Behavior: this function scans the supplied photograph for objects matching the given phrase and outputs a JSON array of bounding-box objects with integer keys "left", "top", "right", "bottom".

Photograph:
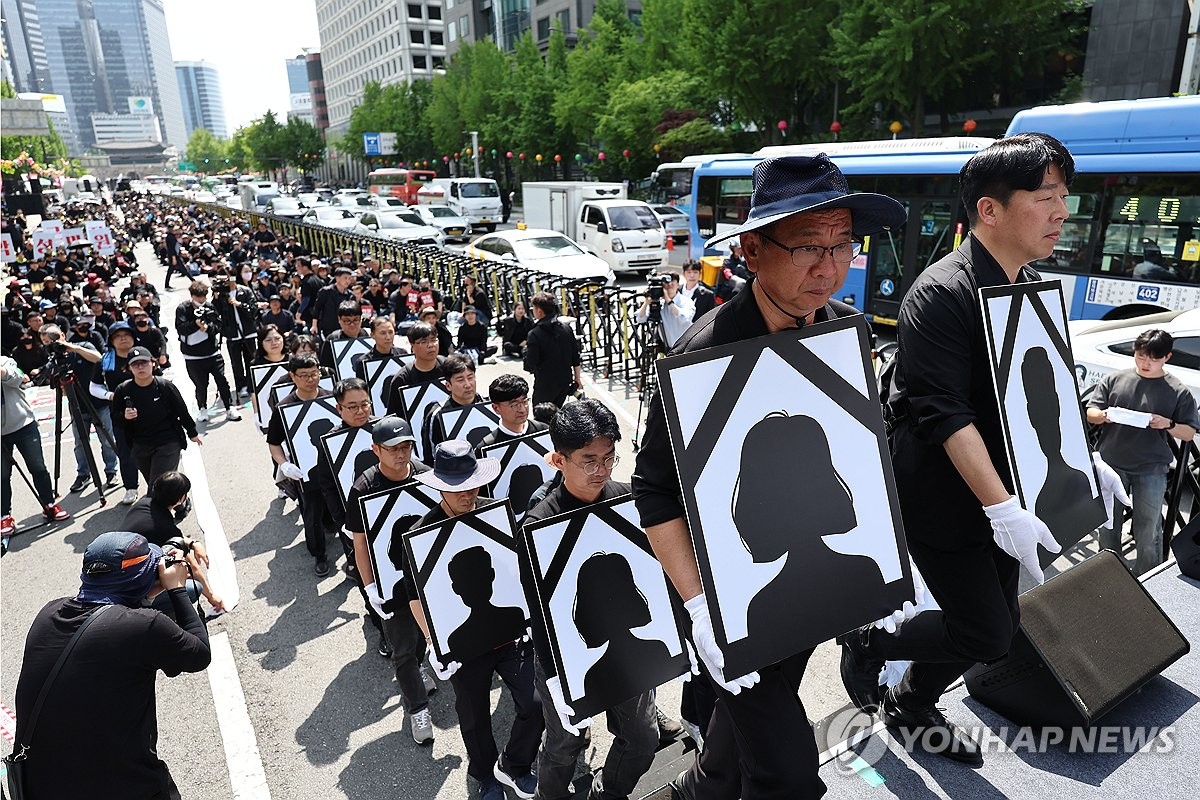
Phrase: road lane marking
[{"left": 207, "top": 632, "right": 272, "bottom": 800}]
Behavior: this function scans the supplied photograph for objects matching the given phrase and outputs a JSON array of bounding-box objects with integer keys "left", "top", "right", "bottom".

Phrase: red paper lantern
[
  {"left": 622, "top": 149, "right": 631, "bottom": 158},
  {"left": 963, "top": 118, "right": 978, "bottom": 133},
  {"left": 443, "top": 156, "right": 449, "bottom": 162},
  {"left": 598, "top": 151, "right": 606, "bottom": 161},
  {"left": 519, "top": 152, "right": 526, "bottom": 160},
  {"left": 830, "top": 121, "right": 842, "bottom": 133},
  {"left": 478, "top": 146, "right": 484, "bottom": 154},
  {"left": 554, "top": 154, "right": 562, "bottom": 162},
  {"left": 777, "top": 119, "right": 788, "bottom": 131},
  {"left": 506, "top": 151, "right": 513, "bottom": 158}
]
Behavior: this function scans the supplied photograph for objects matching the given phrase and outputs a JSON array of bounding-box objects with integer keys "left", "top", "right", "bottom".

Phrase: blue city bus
[{"left": 688, "top": 96, "right": 1200, "bottom": 323}]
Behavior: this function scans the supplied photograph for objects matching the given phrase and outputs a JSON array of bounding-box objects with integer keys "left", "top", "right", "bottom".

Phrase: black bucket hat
[{"left": 705, "top": 154, "right": 907, "bottom": 248}]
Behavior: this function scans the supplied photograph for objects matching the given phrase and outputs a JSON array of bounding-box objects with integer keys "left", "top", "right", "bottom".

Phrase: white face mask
[{"left": 241, "top": 270, "right": 252, "bottom": 280}]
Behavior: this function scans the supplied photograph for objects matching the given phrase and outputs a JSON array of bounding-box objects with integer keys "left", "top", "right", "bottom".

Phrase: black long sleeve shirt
[{"left": 632, "top": 278, "right": 858, "bottom": 529}]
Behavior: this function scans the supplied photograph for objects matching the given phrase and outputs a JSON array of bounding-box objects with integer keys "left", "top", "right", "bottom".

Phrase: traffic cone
[{"left": 666, "top": 235, "right": 674, "bottom": 252}]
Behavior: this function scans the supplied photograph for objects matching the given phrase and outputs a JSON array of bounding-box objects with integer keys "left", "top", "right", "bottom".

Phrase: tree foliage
[{"left": 184, "top": 128, "right": 226, "bottom": 169}]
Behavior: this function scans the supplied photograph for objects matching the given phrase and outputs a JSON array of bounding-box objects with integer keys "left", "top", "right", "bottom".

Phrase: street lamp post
[{"left": 467, "top": 130, "right": 480, "bottom": 178}]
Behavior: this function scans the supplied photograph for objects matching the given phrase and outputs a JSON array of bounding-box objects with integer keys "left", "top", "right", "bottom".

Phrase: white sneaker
[
  {"left": 119, "top": 489, "right": 138, "bottom": 505},
  {"left": 277, "top": 487, "right": 288, "bottom": 499},
  {"left": 195, "top": 408, "right": 209, "bottom": 424},
  {"left": 225, "top": 407, "right": 242, "bottom": 422},
  {"left": 410, "top": 707, "right": 434, "bottom": 745}
]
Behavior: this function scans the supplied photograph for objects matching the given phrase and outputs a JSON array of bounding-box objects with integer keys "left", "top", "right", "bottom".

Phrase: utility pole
[{"left": 468, "top": 130, "right": 480, "bottom": 178}]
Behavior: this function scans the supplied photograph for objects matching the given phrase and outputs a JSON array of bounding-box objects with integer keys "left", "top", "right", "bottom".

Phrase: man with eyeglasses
[
  {"left": 266, "top": 353, "right": 336, "bottom": 576},
  {"left": 477, "top": 374, "right": 548, "bottom": 454},
  {"left": 314, "top": 378, "right": 378, "bottom": 581},
  {"left": 524, "top": 399, "right": 660, "bottom": 800},
  {"left": 633, "top": 154, "right": 906, "bottom": 799}
]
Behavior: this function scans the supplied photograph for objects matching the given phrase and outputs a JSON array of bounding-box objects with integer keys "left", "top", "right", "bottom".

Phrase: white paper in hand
[{"left": 1106, "top": 406, "right": 1152, "bottom": 428}]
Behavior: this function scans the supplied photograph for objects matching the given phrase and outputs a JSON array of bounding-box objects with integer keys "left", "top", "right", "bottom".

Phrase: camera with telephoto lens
[{"left": 193, "top": 305, "right": 220, "bottom": 325}]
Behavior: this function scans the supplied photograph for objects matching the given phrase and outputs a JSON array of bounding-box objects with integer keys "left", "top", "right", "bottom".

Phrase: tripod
[
  {"left": 51, "top": 372, "right": 118, "bottom": 506},
  {"left": 633, "top": 316, "right": 663, "bottom": 451}
]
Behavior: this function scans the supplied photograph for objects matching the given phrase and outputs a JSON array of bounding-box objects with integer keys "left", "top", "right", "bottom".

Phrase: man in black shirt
[
  {"left": 113, "top": 347, "right": 201, "bottom": 486},
  {"left": 523, "top": 292, "right": 581, "bottom": 407},
  {"left": 13, "top": 531, "right": 210, "bottom": 798},
  {"left": 838, "top": 134, "right": 1125, "bottom": 765},
  {"left": 632, "top": 154, "right": 906, "bottom": 799},
  {"left": 525, "top": 399, "right": 658, "bottom": 800},
  {"left": 498, "top": 301, "right": 534, "bottom": 358},
  {"left": 347, "top": 416, "right": 438, "bottom": 743},
  {"left": 404, "top": 441, "right": 541, "bottom": 800},
  {"left": 426, "top": 353, "right": 484, "bottom": 458},
  {"left": 385, "top": 321, "right": 447, "bottom": 416},
  {"left": 456, "top": 306, "right": 497, "bottom": 364},
  {"left": 266, "top": 354, "right": 336, "bottom": 576},
  {"left": 318, "top": 300, "right": 369, "bottom": 371},
  {"left": 311, "top": 266, "right": 356, "bottom": 336},
  {"left": 477, "top": 374, "right": 548, "bottom": 453},
  {"left": 260, "top": 295, "right": 296, "bottom": 334},
  {"left": 312, "top": 378, "right": 376, "bottom": 576}
]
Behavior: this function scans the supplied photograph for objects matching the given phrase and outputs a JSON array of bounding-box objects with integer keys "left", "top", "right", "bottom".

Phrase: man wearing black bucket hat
[
  {"left": 403, "top": 441, "right": 543, "bottom": 800},
  {"left": 633, "top": 153, "right": 906, "bottom": 799}
]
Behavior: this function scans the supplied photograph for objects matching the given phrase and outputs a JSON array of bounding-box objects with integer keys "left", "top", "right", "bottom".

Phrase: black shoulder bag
[{"left": 4, "top": 604, "right": 110, "bottom": 800}]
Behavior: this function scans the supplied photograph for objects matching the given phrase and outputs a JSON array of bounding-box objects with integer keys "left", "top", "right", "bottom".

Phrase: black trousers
[
  {"left": 678, "top": 649, "right": 825, "bottom": 800},
  {"left": 227, "top": 336, "right": 256, "bottom": 393},
  {"left": 298, "top": 482, "right": 331, "bottom": 560},
  {"left": 184, "top": 354, "right": 232, "bottom": 410},
  {"left": 132, "top": 441, "right": 183, "bottom": 487},
  {"left": 502, "top": 342, "right": 523, "bottom": 358},
  {"left": 870, "top": 532, "right": 1021, "bottom": 706},
  {"left": 449, "top": 639, "right": 543, "bottom": 783}
]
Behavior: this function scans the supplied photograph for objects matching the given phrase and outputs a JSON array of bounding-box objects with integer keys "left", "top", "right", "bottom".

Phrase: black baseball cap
[
  {"left": 127, "top": 346, "right": 154, "bottom": 364},
  {"left": 372, "top": 416, "right": 416, "bottom": 447}
]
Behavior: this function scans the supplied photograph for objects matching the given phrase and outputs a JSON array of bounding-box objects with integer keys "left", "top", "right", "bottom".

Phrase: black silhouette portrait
[
  {"left": 352, "top": 447, "right": 378, "bottom": 479},
  {"left": 507, "top": 464, "right": 545, "bottom": 518},
  {"left": 385, "top": 514, "right": 422, "bottom": 604},
  {"left": 465, "top": 426, "right": 491, "bottom": 448},
  {"left": 1022, "top": 346, "right": 1092, "bottom": 538},
  {"left": 446, "top": 545, "right": 525, "bottom": 660},
  {"left": 732, "top": 412, "right": 886, "bottom": 650},
  {"left": 573, "top": 552, "right": 673, "bottom": 707},
  {"left": 307, "top": 417, "right": 336, "bottom": 450}
]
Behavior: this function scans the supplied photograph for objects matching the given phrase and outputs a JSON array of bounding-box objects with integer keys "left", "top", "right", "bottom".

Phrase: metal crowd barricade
[
  {"left": 166, "top": 197, "right": 661, "bottom": 396},
  {"left": 1164, "top": 438, "right": 1200, "bottom": 558}
]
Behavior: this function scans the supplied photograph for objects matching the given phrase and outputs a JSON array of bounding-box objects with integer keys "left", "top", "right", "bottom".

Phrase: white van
[
  {"left": 576, "top": 199, "right": 669, "bottom": 275},
  {"left": 429, "top": 178, "right": 503, "bottom": 232}
]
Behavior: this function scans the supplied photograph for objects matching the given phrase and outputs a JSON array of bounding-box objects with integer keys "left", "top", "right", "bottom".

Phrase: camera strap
[{"left": 13, "top": 604, "right": 110, "bottom": 756}]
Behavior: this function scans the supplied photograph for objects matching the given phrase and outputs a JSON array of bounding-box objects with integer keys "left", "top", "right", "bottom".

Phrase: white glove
[
  {"left": 278, "top": 461, "right": 304, "bottom": 481},
  {"left": 1092, "top": 452, "right": 1132, "bottom": 529},
  {"left": 427, "top": 648, "right": 460, "bottom": 681},
  {"left": 545, "top": 675, "right": 592, "bottom": 737},
  {"left": 680, "top": 640, "right": 701, "bottom": 682},
  {"left": 872, "top": 560, "right": 928, "bottom": 634},
  {"left": 983, "top": 496, "right": 1061, "bottom": 584},
  {"left": 363, "top": 582, "right": 393, "bottom": 620},
  {"left": 683, "top": 593, "right": 760, "bottom": 695}
]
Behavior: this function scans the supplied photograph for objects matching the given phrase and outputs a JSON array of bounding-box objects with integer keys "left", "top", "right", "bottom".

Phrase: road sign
[{"left": 363, "top": 133, "right": 382, "bottom": 156}]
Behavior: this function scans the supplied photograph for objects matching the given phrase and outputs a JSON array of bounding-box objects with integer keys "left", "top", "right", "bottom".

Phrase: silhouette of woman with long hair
[
  {"left": 1022, "top": 346, "right": 1091, "bottom": 544},
  {"left": 732, "top": 412, "right": 886, "bottom": 656},
  {"left": 573, "top": 552, "right": 673, "bottom": 706}
]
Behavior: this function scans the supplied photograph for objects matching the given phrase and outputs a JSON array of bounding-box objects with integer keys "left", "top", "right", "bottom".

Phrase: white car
[
  {"left": 407, "top": 204, "right": 471, "bottom": 243},
  {"left": 1069, "top": 309, "right": 1200, "bottom": 401},
  {"left": 191, "top": 191, "right": 217, "bottom": 204},
  {"left": 358, "top": 210, "right": 445, "bottom": 248},
  {"left": 295, "top": 192, "right": 326, "bottom": 207},
  {"left": 467, "top": 228, "right": 616, "bottom": 286},
  {"left": 649, "top": 204, "right": 691, "bottom": 243},
  {"left": 301, "top": 206, "right": 369, "bottom": 232},
  {"left": 366, "top": 194, "right": 409, "bottom": 209}
]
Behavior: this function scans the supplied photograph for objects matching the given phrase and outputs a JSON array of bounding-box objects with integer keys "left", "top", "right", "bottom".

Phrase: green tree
[
  {"left": 680, "top": 0, "right": 838, "bottom": 142},
  {"left": 554, "top": 0, "right": 639, "bottom": 145},
  {"left": 280, "top": 116, "right": 325, "bottom": 173},
  {"left": 831, "top": 0, "right": 1075, "bottom": 137},
  {"left": 0, "top": 79, "right": 15, "bottom": 98},
  {"left": 243, "top": 110, "right": 288, "bottom": 175},
  {"left": 657, "top": 117, "right": 734, "bottom": 160},
  {"left": 225, "top": 128, "right": 252, "bottom": 173},
  {"left": 184, "top": 128, "right": 226, "bottom": 171},
  {"left": 595, "top": 71, "right": 712, "bottom": 177}
]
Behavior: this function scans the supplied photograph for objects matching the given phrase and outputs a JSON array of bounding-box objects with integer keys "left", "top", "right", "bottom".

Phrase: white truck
[
  {"left": 426, "top": 177, "right": 503, "bottom": 231},
  {"left": 522, "top": 181, "right": 668, "bottom": 275},
  {"left": 239, "top": 180, "right": 280, "bottom": 214}
]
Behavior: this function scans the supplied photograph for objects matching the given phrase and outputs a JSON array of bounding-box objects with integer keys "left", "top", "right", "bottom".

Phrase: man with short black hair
[
  {"left": 113, "top": 347, "right": 202, "bottom": 487},
  {"left": 525, "top": 399, "right": 659, "bottom": 800},
  {"left": 426, "top": 353, "right": 484, "bottom": 457},
  {"left": 1087, "top": 328, "right": 1198, "bottom": 575},
  {"left": 175, "top": 280, "right": 240, "bottom": 424},
  {"left": 385, "top": 321, "right": 447, "bottom": 415},
  {"left": 524, "top": 292, "right": 582, "bottom": 407},
  {"left": 477, "top": 374, "right": 548, "bottom": 453},
  {"left": 266, "top": 353, "right": 336, "bottom": 576},
  {"left": 312, "top": 266, "right": 356, "bottom": 336},
  {"left": 319, "top": 299, "right": 368, "bottom": 370},
  {"left": 456, "top": 306, "right": 497, "bottom": 364},
  {"left": 681, "top": 260, "right": 716, "bottom": 319}
]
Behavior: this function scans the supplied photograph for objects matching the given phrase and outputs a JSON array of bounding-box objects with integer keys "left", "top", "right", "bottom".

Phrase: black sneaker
[
  {"left": 836, "top": 626, "right": 886, "bottom": 712},
  {"left": 104, "top": 473, "right": 119, "bottom": 488},
  {"left": 314, "top": 557, "right": 330, "bottom": 577},
  {"left": 376, "top": 631, "right": 393, "bottom": 658},
  {"left": 879, "top": 688, "right": 984, "bottom": 766},
  {"left": 69, "top": 475, "right": 89, "bottom": 493}
]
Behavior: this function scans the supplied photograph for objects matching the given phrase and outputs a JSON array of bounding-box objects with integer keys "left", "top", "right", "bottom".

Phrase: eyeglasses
[
  {"left": 567, "top": 454, "right": 620, "bottom": 475},
  {"left": 293, "top": 370, "right": 321, "bottom": 381},
  {"left": 339, "top": 401, "right": 372, "bottom": 412},
  {"left": 499, "top": 397, "right": 529, "bottom": 409},
  {"left": 757, "top": 232, "right": 862, "bottom": 269}
]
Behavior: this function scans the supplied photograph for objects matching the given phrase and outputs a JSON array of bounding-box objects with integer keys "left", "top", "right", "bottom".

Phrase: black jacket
[
  {"left": 213, "top": 284, "right": 261, "bottom": 341},
  {"left": 523, "top": 316, "right": 580, "bottom": 399},
  {"left": 175, "top": 301, "right": 221, "bottom": 359}
]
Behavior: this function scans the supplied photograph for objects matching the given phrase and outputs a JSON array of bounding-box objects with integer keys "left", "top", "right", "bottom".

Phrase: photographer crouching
[{"left": 10, "top": 530, "right": 211, "bottom": 799}]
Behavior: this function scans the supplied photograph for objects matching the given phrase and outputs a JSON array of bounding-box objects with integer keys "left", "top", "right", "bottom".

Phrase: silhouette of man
[
  {"left": 1022, "top": 346, "right": 1092, "bottom": 544},
  {"left": 446, "top": 545, "right": 525, "bottom": 660},
  {"left": 574, "top": 552, "right": 673, "bottom": 706},
  {"left": 507, "top": 464, "right": 545, "bottom": 518},
  {"left": 733, "top": 413, "right": 885, "bottom": 651}
]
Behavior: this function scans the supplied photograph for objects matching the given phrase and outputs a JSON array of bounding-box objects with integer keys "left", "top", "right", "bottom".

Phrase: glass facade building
[{"left": 176, "top": 60, "right": 227, "bottom": 139}]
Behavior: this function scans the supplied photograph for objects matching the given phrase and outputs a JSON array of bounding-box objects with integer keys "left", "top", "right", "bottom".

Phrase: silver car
[
  {"left": 359, "top": 210, "right": 445, "bottom": 248},
  {"left": 407, "top": 204, "right": 472, "bottom": 243},
  {"left": 301, "top": 206, "right": 368, "bottom": 232}
]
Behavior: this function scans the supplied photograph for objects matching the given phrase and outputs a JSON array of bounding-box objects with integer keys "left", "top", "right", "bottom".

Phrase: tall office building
[
  {"left": 306, "top": 51, "right": 328, "bottom": 132},
  {"left": 314, "top": 0, "right": 448, "bottom": 136},
  {"left": 176, "top": 60, "right": 227, "bottom": 139},
  {"left": 286, "top": 54, "right": 314, "bottom": 125},
  {"left": 20, "top": 0, "right": 186, "bottom": 150},
  {"left": 443, "top": 0, "right": 643, "bottom": 58},
  {"left": 1, "top": 0, "right": 52, "bottom": 93}
]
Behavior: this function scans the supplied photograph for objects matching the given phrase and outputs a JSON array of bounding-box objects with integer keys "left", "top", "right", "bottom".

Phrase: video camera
[
  {"left": 644, "top": 273, "right": 673, "bottom": 323},
  {"left": 33, "top": 331, "right": 76, "bottom": 386}
]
